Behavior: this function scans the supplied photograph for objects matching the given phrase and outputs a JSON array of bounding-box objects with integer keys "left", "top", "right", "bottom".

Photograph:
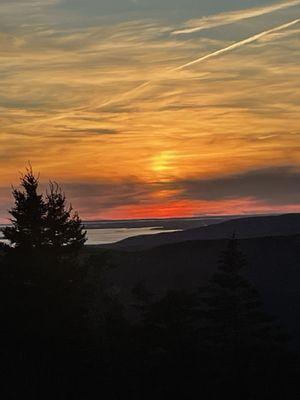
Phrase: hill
[
  {"left": 105, "top": 213, "right": 300, "bottom": 250},
  {"left": 97, "top": 234, "right": 300, "bottom": 348}
]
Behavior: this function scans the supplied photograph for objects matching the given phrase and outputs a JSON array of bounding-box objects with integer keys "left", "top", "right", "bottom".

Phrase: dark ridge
[
  {"left": 103, "top": 213, "right": 300, "bottom": 250},
  {"left": 95, "top": 234, "right": 300, "bottom": 349}
]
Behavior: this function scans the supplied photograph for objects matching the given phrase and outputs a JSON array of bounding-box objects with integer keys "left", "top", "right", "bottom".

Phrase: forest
[{"left": 0, "top": 169, "right": 299, "bottom": 399}]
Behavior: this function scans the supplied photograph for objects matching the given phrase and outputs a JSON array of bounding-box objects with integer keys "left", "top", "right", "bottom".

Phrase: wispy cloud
[
  {"left": 95, "top": 19, "right": 300, "bottom": 109},
  {"left": 0, "top": 0, "right": 59, "bottom": 14},
  {"left": 173, "top": 0, "right": 300, "bottom": 35},
  {"left": 172, "top": 18, "right": 300, "bottom": 71},
  {"left": 1, "top": 1, "right": 300, "bottom": 219}
]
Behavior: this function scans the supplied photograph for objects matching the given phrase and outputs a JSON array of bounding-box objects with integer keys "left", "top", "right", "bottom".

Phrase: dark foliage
[
  {"left": 196, "top": 236, "right": 298, "bottom": 399},
  {"left": 0, "top": 171, "right": 298, "bottom": 399},
  {"left": 45, "top": 182, "right": 86, "bottom": 253},
  {"left": 2, "top": 168, "right": 47, "bottom": 250},
  {"left": 1, "top": 167, "right": 86, "bottom": 255},
  {"left": 200, "top": 236, "right": 285, "bottom": 348}
]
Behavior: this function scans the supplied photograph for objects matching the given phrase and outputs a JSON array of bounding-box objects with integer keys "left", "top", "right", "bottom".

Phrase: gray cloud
[
  {"left": 1, "top": 166, "right": 300, "bottom": 223},
  {"left": 0, "top": 179, "right": 152, "bottom": 221},
  {"left": 173, "top": 0, "right": 300, "bottom": 35},
  {"left": 45, "top": 166, "right": 300, "bottom": 209},
  {"left": 61, "top": 180, "right": 154, "bottom": 208},
  {"left": 179, "top": 166, "right": 300, "bottom": 205}
]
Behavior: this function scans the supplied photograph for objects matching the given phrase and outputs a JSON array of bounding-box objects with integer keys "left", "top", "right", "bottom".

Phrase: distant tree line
[{"left": 0, "top": 169, "right": 298, "bottom": 399}]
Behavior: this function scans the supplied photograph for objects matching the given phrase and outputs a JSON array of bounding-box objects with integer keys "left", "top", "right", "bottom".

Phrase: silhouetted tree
[
  {"left": 45, "top": 182, "right": 86, "bottom": 254},
  {"left": 199, "top": 235, "right": 294, "bottom": 399},
  {"left": 1, "top": 168, "right": 86, "bottom": 254},
  {"left": 2, "top": 167, "right": 47, "bottom": 250},
  {"left": 202, "top": 236, "right": 272, "bottom": 348},
  {"left": 0, "top": 168, "right": 89, "bottom": 399}
]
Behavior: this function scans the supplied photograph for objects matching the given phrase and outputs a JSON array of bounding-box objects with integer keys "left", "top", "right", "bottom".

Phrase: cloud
[
  {"left": 2, "top": 165, "right": 300, "bottom": 222},
  {"left": 173, "top": 0, "right": 300, "bottom": 35},
  {"left": 0, "top": 0, "right": 59, "bottom": 15},
  {"left": 172, "top": 18, "right": 300, "bottom": 71},
  {"left": 93, "top": 18, "right": 300, "bottom": 110},
  {"left": 1, "top": 2, "right": 300, "bottom": 220},
  {"left": 179, "top": 167, "right": 300, "bottom": 205}
]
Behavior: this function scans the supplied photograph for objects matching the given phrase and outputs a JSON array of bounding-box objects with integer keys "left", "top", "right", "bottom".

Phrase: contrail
[
  {"left": 98, "top": 81, "right": 152, "bottom": 109},
  {"left": 28, "top": 17, "right": 300, "bottom": 123},
  {"left": 173, "top": 0, "right": 300, "bottom": 35},
  {"left": 96, "top": 19, "right": 300, "bottom": 109},
  {"left": 171, "top": 18, "right": 300, "bottom": 71}
]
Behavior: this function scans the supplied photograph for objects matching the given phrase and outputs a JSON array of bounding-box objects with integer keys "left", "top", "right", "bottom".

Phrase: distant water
[
  {"left": 0, "top": 227, "right": 179, "bottom": 246},
  {"left": 85, "top": 227, "right": 179, "bottom": 245}
]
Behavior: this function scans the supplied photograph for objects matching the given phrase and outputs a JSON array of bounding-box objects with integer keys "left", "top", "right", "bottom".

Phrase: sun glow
[
  {"left": 152, "top": 151, "right": 177, "bottom": 173},
  {"left": 1, "top": 0, "right": 300, "bottom": 220}
]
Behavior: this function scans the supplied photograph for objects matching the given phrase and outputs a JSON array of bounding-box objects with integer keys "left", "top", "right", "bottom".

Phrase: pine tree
[
  {"left": 201, "top": 235, "right": 280, "bottom": 350},
  {"left": 2, "top": 167, "right": 47, "bottom": 250},
  {"left": 199, "top": 235, "right": 291, "bottom": 399},
  {"left": 45, "top": 182, "right": 87, "bottom": 253},
  {"left": 2, "top": 168, "right": 87, "bottom": 253}
]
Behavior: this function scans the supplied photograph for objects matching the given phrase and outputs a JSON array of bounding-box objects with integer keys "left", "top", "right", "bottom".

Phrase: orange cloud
[
  {"left": 1, "top": 4, "right": 300, "bottom": 221},
  {"left": 94, "top": 199, "right": 300, "bottom": 221}
]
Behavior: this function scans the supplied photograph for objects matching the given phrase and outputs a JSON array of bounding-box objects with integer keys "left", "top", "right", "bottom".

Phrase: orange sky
[{"left": 1, "top": 0, "right": 300, "bottom": 222}]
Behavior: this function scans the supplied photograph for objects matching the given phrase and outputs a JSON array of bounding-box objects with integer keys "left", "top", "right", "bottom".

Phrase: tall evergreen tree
[
  {"left": 2, "top": 168, "right": 87, "bottom": 253},
  {"left": 45, "top": 182, "right": 87, "bottom": 253},
  {"left": 201, "top": 235, "right": 281, "bottom": 350},
  {"left": 199, "top": 235, "right": 292, "bottom": 399},
  {"left": 2, "top": 167, "right": 47, "bottom": 250}
]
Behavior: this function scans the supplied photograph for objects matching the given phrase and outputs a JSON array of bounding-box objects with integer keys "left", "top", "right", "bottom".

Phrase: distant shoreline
[
  {"left": 82, "top": 213, "right": 277, "bottom": 230},
  {"left": 0, "top": 213, "right": 281, "bottom": 233}
]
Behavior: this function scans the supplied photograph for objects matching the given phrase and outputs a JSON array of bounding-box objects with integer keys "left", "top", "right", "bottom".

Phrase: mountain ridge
[{"left": 104, "top": 213, "right": 300, "bottom": 250}]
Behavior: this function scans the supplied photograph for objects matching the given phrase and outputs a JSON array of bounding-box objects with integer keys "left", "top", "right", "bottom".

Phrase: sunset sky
[{"left": 1, "top": 0, "right": 300, "bottom": 222}]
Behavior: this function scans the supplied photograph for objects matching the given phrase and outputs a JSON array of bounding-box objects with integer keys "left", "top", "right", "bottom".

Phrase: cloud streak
[
  {"left": 0, "top": 0, "right": 59, "bottom": 14},
  {"left": 173, "top": 0, "right": 300, "bottom": 35},
  {"left": 96, "top": 18, "right": 300, "bottom": 109},
  {"left": 172, "top": 18, "right": 300, "bottom": 71},
  {"left": 1, "top": 2, "right": 300, "bottom": 220}
]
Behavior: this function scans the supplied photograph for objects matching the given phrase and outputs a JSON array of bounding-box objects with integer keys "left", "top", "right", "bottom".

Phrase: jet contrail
[
  {"left": 98, "top": 81, "right": 152, "bottom": 109},
  {"left": 173, "top": 0, "right": 300, "bottom": 35},
  {"left": 171, "top": 18, "right": 300, "bottom": 72},
  {"left": 25, "top": 17, "right": 300, "bottom": 124},
  {"left": 96, "top": 19, "right": 300, "bottom": 109}
]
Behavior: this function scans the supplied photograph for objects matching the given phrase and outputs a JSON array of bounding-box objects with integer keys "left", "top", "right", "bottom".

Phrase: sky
[{"left": 0, "top": 0, "right": 300, "bottom": 221}]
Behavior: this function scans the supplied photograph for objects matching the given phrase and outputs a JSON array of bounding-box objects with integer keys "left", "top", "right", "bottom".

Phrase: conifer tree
[
  {"left": 2, "top": 168, "right": 87, "bottom": 253},
  {"left": 45, "top": 182, "right": 86, "bottom": 253},
  {"left": 2, "top": 167, "right": 47, "bottom": 250},
  {"left": 199, "top": 235, "right": 291, "bottom": 399},
  {"left": 201, "top": 235, "right": 280, "bottom": 350}
]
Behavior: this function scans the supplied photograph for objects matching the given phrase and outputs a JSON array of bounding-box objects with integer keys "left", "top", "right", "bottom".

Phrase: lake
[
  {"left": 0, "top": 226, "right": 179, "bottom": 246},
  {"left": 85, "top": 227, "right": 179, "bottom": 245}
]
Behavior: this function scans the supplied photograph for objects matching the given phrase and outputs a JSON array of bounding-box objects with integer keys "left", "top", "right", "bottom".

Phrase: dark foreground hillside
[
  {"left": 94, "top": 234, "right": 300, "bottom": 348},
  {"left": 1, "top": 233, "right": 299, "bottom": 399},
  {"left": 1, "top": 170, "right": 299, "bottom": 399}
]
